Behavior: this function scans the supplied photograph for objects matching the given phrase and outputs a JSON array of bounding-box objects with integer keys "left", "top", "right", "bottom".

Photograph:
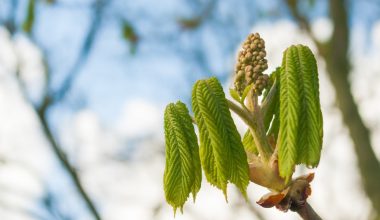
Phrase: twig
[
  {"left": 8, "top": 1, "right": 108, "bottom": 219},
  {"left": 296, "top": 202, "right": 322, "bottom": 220},
  {"left": 37, "top": 113, "right": 101, "bottom": 220},
  {"left": 227, "top": 99, "right": 255, "bottom": 129},
  {"left": 3, "top": 0, "right": 19, "bottom": 34},
  {"left": 38, "top": 0, "right": 107, "bottom": 114},
  {"left": 35, "top": 1, "right": 107, "bottom": 219}
]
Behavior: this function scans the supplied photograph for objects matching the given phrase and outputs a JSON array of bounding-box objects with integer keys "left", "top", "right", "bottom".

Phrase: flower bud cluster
[{"left": 234, "top": 33, "right": 269, "bottom": 95}]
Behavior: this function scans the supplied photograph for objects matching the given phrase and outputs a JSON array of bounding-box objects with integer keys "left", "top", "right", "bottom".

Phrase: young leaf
[
  {"left": 241, "top": 83, "right": 254, "bottom": 103},
  {"left": 22, "top": 0, "right": 35, "bottom": 33},
  {"left": 229, "top": 88, "right": 241, "bottom": 103},
  {"left": 163, "top": 101, "right": 201, "bottom": 214},
  {"left": 278, "top": 47, "right": 302, "bottom": 182},
  {"left": 122, "top": 20, "right": 139, "bottom": 54},
  {"left": 267, "top": 111, "right": 280, "bottom": 140},
  {"left": 277, "top": 45, "right": 323, "bottom": 182},
  {"left": 242, "top": 129, "right": 258, "bottom": 155},
  {"left": 262, "top": 68, "right": 280, "bottom": 132},
  {"left": 293, "top": 45, "right": 323, "bottom": 166},
  {"left": 192, "top": 77, "right": 249, "bottom": 199},
  {"left": 262, "top": 67, "right": 280, "bottom": 100}
]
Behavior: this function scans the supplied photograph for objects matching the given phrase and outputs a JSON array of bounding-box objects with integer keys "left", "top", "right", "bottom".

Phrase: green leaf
[
  {"left": 122, "top": 20, "right": 139, "bottom": 54},
  {"left": 163, "top": 101, "right": 201, "bottom": 214},
  {"left": 242, "top": 129, "right": 258, "bottom": 155},
  {"left": 22, "top": 0, "right": 35, "bottom": 33},
  {"left": 241, "top": 83, "right": 254, "bottom": 103},
  {"left": 278, "top": 46, "right": 302, "bottom": 182},
  {"left": 192, "top": 77, "right": 249, "bottom": 199},
  {"left": 229, "top": 88, "right": 241, "bottom": 103},
  {"left": 268, "top": 111, "right": 280, "bottom": 140},
  {"left": 293, "top": 45, "right": 323, "bottom": 166},
  {"left": 277, "top": 45, "right": 323, "bottom": 182},
  {"left": 262, "top": 67, "right": 279, "bottom": 100},
  {"left": 262, "top": 68, "right": 280, "bottom": 132}
]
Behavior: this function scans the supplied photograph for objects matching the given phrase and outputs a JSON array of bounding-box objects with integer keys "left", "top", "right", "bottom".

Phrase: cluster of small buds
[{"left": 234, "top": 33, "right": 270, "bottom": 95}]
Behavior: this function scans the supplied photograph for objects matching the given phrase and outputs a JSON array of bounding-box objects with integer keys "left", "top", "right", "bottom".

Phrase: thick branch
[{"left": 296, "top": 202, "right": 322, "bottom": 220}]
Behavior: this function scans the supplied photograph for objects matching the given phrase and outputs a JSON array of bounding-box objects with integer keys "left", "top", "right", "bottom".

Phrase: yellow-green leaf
[
  {"left": 294, "top": 45, "right": 323, "bottom": 166},
  {"left": 163, "top": 101, "right": 201, "bottom": 214},
  {"left": 229, "top": 88, "right": 241, "bottom": 103},
  {"left": 192, "top": 77, "right": 249, "bottom": 199},
  {"left": 241, "top": 83, "right": 254, "bottom": 103},
  {"left": 243, "top": 129, "right": 258, "bottom": 155},
  {"left": 277, "top": 45, "right": 323, "bottom": 182},
  {"left": 278, "top": 47, "right": 302, "bottom": 182}
]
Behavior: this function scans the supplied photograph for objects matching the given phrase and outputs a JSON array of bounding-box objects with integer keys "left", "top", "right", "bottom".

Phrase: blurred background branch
[
  {"left": 3, "top": 0, "right": 107, "bottom": 219},
  {"left": 285, "top": 0, "right": 380, "bottom": 218}
]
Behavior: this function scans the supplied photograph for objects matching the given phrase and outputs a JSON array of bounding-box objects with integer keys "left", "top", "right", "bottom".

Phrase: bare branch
[
  {"left": 8, "top": 1, "right": 109, "bottom": 219},
  {"left": 38, "top": 113, "right": 102, "bottom": 220},
  {"left": 38, "top": 0, "right": 108, "bottom": 115},
  {"left": 3, "top": 0, "right": 19, "bottom": 34}
]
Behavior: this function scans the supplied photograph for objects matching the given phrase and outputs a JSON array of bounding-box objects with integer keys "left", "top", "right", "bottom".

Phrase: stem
[
  {"left": 227, "top": 99, "right": 255, "bottom": 128},
  {"left": 261, "top": 79, "right": 278, "bottom": 116},
  {"left": 227, "top": 99, "right": 273, "bottom": 161},
  {"left": 248, "top": 90, "right": 273, "bottom": 161},
  {"left": 296, "top": 202, "right": 322, "bottom": 220}
]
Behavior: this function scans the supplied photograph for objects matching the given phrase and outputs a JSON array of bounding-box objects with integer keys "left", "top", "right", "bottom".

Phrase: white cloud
[
  {"left": 116, "top": 99, "right": 162, "bottom": 138},
  {"left": 0, "top": 27, "right": 17, "bottom": 74},
  {"left": 0, "top": 31, "right": 54, "bottom": 220},
  {"left": 14, "top": 35, "right": 46, "bottom": 103},
  {"left": 312, "top": 17, "right": 334, "bottom": 43},
  {"left": 372, "top": 21, "right": 380, "bottom": 48}
]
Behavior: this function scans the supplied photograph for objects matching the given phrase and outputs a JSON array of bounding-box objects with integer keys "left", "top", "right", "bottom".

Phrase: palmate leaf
[
  {"left": 277, "top": 45, "right": 323, "bottom": 182},
  {"left": 163, "top": 101, "right": 201, "bottom": 214},
  {"left": 192, "top": 77, "right": 249, "bottom": 199}
]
